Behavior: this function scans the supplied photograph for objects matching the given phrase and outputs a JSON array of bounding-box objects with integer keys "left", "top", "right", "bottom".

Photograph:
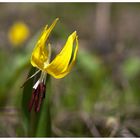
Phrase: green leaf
[
  {"left": 21, "top": 67, "right": 52, "bottom": 137},
  {"left": 122, "top": 57, "right": 140, "bottom": 79},
  {"left": 77, "top": 48, "right": 103, "bottom": 76},
  {"left": 21, "top": 66, "right": 36, "bottom": 136}
]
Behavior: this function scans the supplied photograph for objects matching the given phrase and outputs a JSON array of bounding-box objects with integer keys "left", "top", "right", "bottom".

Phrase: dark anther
[
  {"left": 43, "top": 84, "right": 46, "bottom": 98},
  {"left": 35, "top": 83, "right": 46, "bottom": 112},
  {"left": 34, "top": 85, "right": 40, "bottom": 112},
  {"left": 28, "top": 88, "right": 38, "bottom": 112},
  {"left": 28, "top": 82, "right": 46, "bottom": 112}
]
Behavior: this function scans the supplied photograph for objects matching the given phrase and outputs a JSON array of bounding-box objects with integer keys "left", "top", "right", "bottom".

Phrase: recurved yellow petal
[
  {"left": 31, "top": 18, "right": 59, "bottom": 70},
  {"left": 45, "top": 31, "right": 78, "bottom": 79}
]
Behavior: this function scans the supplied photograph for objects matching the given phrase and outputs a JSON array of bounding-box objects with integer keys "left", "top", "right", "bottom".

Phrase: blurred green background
[{"left": 0, "top": 3, "right": 140, "bottom": 137}]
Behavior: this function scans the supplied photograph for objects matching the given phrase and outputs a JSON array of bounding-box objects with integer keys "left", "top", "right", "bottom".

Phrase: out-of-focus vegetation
[{"left": 0, "top": 3, "right": 140, "bottom": 137}]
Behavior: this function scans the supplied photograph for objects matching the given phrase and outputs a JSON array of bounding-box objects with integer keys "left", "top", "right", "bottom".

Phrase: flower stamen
[{"left": 28, "top": 72, "right": 47, "bottom": 112}]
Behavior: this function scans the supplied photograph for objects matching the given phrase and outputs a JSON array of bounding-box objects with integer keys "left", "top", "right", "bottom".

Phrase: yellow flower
[
  {"left": 8, "top": 21, "right": 30, "bottom": 47},
  {"left": 31, "top": 18, "right": 78, "bottom": 79},
  {"left": 27, "top": 18, "right": 78, "bottom": 112}
]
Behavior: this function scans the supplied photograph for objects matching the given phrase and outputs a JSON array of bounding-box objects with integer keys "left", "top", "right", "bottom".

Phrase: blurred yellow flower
[
  {"left": 27, "top": 18, "right": 78, "bottom": 112},
  {"left": 8, "top": 21, "right": 30, "bottom": 47}
]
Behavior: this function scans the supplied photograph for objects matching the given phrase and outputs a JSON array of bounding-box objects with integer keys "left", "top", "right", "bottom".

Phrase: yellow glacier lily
[{"left": 27, "top": 18, "right": 78, "bottom": 112}]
